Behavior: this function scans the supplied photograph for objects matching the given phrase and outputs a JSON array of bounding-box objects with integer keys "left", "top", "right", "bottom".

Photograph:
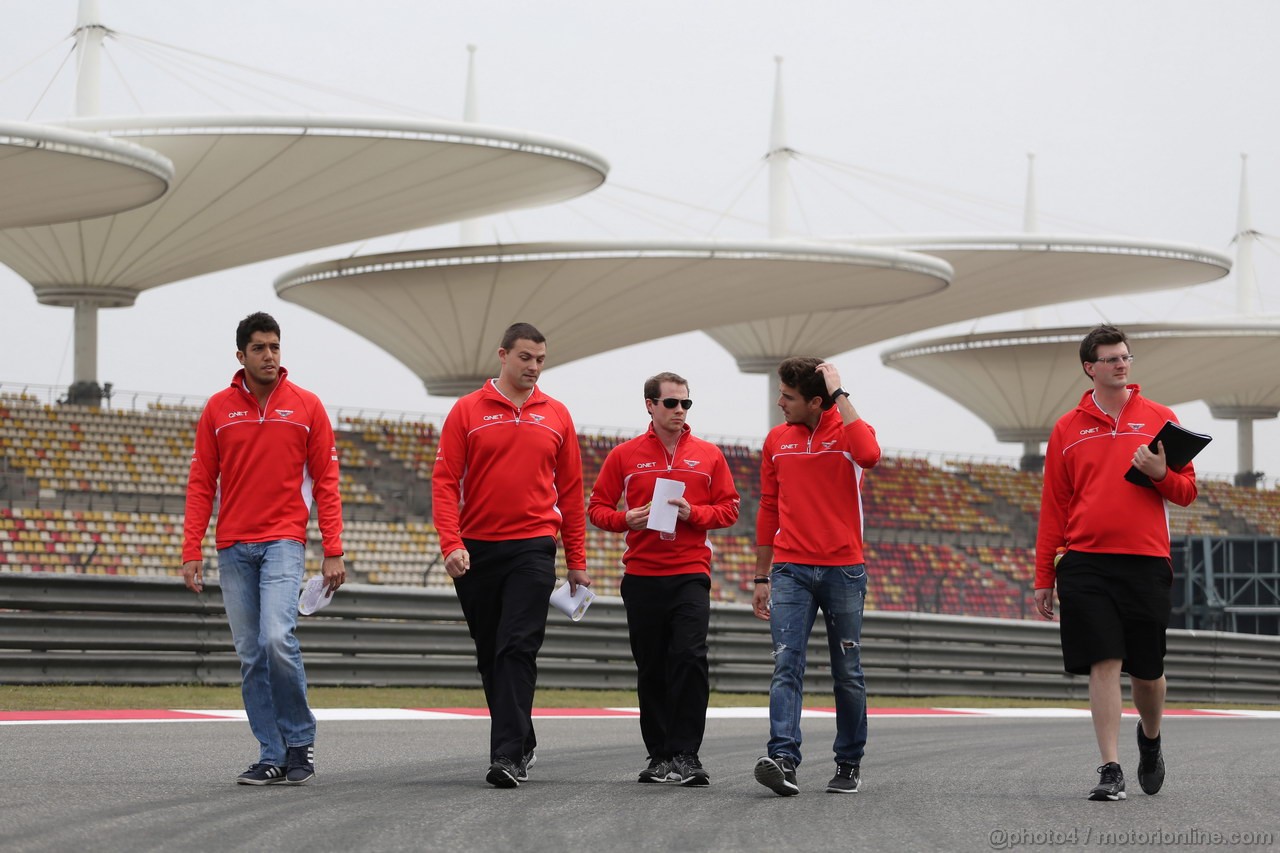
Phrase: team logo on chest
[
  {"left": 275, "top": 409, "right": 294, "bottom": 419},
  {"left": 821, "top": 441, "right": 837, "bottom": 449},
  {"left": 1127, "top": 423, "right": 1145, "bottom": 431},
  {"left": 682, "top": 459, "right": 700, "bottom": 468},
  {"left": 528, "top": 413, "right": 546, "bottom": 423}
]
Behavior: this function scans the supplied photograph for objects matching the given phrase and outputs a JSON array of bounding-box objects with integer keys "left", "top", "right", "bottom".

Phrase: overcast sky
[{"left": 1, "top": 0, "right": 1277, "bottom": 480}]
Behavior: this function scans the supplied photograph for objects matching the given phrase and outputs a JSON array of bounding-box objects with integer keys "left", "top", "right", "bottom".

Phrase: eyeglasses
[
  {"left": 649, "top": 397, "right": 693, "bottom": 410},
  {"left": 1093, "top": 355, "right": 1135, "bottom": 366}
]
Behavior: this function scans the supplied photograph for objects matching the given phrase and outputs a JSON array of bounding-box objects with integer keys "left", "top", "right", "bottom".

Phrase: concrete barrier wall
[{"left": 2, "top": 574, "right": 1277, "bottom": 704}]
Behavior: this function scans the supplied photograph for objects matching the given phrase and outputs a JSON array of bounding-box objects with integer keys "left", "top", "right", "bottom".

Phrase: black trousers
[
  {"left": 453, "top": 536, "right": 557, "bottom": 763},
  {"left": 620, "top": 572, "right": 711, "bottom": 759}
]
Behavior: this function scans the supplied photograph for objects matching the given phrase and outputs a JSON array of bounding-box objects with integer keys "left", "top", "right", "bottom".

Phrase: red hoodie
[
  {"left": 432, "top": 380, "right": 586, "bottom": 570},
  {"left": 588, "top": 424, "right": 740, "bottom": 576},
  {"left": 756, "top": 406, "right": 881, "bottom": 566},
  {"left": 183, "top": 367, "right": 344, "bottom": 562},
  {"left": 1035, "top": 384, "right": 1197, "bottom": 589}
]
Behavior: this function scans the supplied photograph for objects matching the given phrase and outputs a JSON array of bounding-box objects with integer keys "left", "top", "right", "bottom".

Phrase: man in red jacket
[
  {"left": 432, "top": 322, "right": 590, "bottom": 789},
  {"left": 751, "top": 357, "right": 880, "bottom": 797},
  {"left": 1036, "top": 324, "right": 1197, "bottom": 802},
  {"left": 588, "top": 372, "right": 740, "bottom": 787},
  {"left": 182, "top": 312, "right": 345, "bottom": 786}
]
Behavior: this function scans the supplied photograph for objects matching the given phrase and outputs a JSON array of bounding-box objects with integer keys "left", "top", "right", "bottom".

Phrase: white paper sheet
[
  {"left": 549, "top": 580, "right": 597, "bottom": 622},
  {"left": 646, "top": 477, "right": 686, "bottom": 535},
  {"left": 298, "top": 575, "right": 335, "bottom": 615}
]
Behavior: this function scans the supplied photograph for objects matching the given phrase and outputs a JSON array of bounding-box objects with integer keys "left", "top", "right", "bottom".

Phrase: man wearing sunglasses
[
  {"left": 432, "top": 322, "right": 590, "bottom": 789},
  {"left": 1036, "top": 324, "right": 1197, "bottom": 802},
  {"left": 752, "top": 357, "right": 880, "bottom": 797},
  {"left": 588, "top": 372, "right": 740, "bottom": 787}
]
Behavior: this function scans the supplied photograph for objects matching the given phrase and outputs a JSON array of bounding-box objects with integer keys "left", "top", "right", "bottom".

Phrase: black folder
[{"left": 1124, "top": 420, "right": 1212, "bottom": 489}]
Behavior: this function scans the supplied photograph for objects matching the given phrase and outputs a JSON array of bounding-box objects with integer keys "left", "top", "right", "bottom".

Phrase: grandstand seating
[
  {"left": 5, "top": 394, "right": 1280, "bottom": 621},
  {"left": 1201, "top": 480, "right": 1280, "bottom": 534},
  {"left": 863, "top": 458, "right": 1010, "bottom": 535}
]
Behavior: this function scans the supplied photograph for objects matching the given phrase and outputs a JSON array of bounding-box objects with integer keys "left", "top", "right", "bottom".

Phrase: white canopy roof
[
  {"left": 0, "top": 114, "right": 607, "bottom": 308},
  {"left": 275, "top": 239, "right": 953, "bottom": 396},
  {"left": 880, "top": 322, "right": 1280, "bottom": 444},
  {"left": 706, "top": 234, "right": 1233, "bottom": 371},
  {"left": 0, "top": 121, "right": 172, "bottom": 229}
]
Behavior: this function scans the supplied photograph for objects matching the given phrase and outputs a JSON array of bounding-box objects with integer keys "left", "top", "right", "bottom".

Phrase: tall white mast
[
  {"left": 458, "top": 45, "right": 484, "bottom": 246},
  {"left": 1234, "top": 153, "right": 1259, "bottom": 315},
  {"left": 74, "top": 0, "right": 105, "bottom": 118},
  {"left": 766, "top": 56, "right": 792, "bottom": 240},
  {"left": 71, "top": 0, "right": 109, "bottom": 395},
  {"left": 1020, "top": 152, "right": 1040, "bottom": 329}
]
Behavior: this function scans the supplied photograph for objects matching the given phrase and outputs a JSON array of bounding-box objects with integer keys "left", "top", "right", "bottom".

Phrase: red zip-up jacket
[
  {"left": 756, "top": 406, "right": 881, "bottom": 566},
  {"left": 182, "top": 367, "right": 344, "bottom": 563},
  {"left": 588, "top": 424, "right": 740, "bottom": 576},
  {"left": 432, "top": 380, "right": 587, "bottom": 570},
  {"left": 1035, "top": 384, "right": 1197, "bottom": 589}
]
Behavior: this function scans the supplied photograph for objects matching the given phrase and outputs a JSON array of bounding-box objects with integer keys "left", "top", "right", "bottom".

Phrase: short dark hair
[
  {"left": 777, "top": 356, "right": 833, "bottom": 410},
  {"left": 1079, "top": 324, "right": 1128, "bottom": 374},
  {"left": 236, "top": 312, "right": 280, "bottom": 352},
  {"left": 644, "top": 371, "right": 688, "bottom": 400},
  {"left": 500, "top": 322, "right": 546, "bottom": 351}
]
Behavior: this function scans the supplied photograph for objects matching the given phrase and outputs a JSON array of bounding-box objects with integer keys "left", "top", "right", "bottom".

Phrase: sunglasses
[{"left": 649, "top": 397, "right": 693, "bottom": 410}]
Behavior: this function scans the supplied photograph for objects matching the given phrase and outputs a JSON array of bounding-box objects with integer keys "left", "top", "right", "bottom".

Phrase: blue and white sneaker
[
  {"left": 237, "top": 763, "right": 285, "bottom": 785},
  {"left": 285, "top": 744, "right": 315, "bottom": 785}
]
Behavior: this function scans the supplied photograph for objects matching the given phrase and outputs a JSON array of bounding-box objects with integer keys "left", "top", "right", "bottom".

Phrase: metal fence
[{"left": 1, "top": 573, "right": 1277, "bottom": 704}]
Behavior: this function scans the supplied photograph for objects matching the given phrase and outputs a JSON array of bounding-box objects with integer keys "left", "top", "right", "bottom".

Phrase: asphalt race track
[{"left": 1, "top": 711, "right": 1276, "bottom": 853}]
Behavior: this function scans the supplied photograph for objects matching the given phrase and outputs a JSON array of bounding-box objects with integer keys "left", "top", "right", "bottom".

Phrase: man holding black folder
[{"left": 1035, "top": 324, "right": 1200, "bottom": 803}]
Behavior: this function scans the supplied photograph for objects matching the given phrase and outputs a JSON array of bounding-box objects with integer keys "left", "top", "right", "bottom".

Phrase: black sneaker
[
  {"left": 1088, "top": 762, "right": 1126, "bottom": 801},
  {"left": 285, "top": 744, "right": 315, "bottom": 785},
  {"left": 672, "top": 752, "right": 710, "bottom": 787},
  {"left": 637, "top": 756, "right": 676, "bottom": 783},
  {"left": 236, "top": 763, "right": 285, "bottom": 785},
  {"left": 486, "top": 756, "right": 520, "bottom": 789},
  {"left": 826, "top": 761, "right": 860, "bottom": 793},
  {"left": 754, "top": 755, "right": 799, "bottom": 797},
  {"left": 1136, "top": 722, "right": 1165, "bottom": 795},
  {"left": 516, "top": 750, "right": 536, "bottom": 784}
]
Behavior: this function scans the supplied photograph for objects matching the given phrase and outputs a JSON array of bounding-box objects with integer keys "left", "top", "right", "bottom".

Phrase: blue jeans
[
  {"left": 217, "top": 540, "right": 315, "bottom": 764},
  {"left": 766, "top": 562, "right": 868, "bottom": 767}
]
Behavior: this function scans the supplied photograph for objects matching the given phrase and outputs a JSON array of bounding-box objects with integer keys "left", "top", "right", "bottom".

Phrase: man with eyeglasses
[
  {"left": 588, "top": 371, "right": 740, "bottom": 787},
  {"left": 1035, "top": 324, "right": 1198, "bottom": 802},
  {"left": 432, "top": 321, "right": 590, "bottom": 789},
  {"left": 751, "top": 357, "right": 880, "bottom": 797}
]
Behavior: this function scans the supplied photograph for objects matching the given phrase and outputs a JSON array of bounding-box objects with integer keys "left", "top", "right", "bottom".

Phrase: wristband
[
  {"left": 753, "top": 577, "right": 771, "bottom": 585},
  {"left": 831, "top": 388, "right": 850, "bottom": 401}
]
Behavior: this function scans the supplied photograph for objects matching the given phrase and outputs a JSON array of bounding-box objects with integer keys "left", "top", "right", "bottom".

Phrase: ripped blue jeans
[{"left": 765, "top": 562, "right": 868, "bottom": 767}]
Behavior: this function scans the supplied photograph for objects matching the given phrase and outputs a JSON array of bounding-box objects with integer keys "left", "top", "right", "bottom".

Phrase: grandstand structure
[
  {"left": 1, "top": 9, "right": 1276, "bottom": 636},
  {"left": 3, "top": 389, "right": 1278, "bottom": 629}
]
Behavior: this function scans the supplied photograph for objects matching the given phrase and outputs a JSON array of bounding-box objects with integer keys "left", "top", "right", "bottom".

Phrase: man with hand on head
[
  {"left": 432, "top": 322, "right": 590, "bottom": 789},
  {"left": 589, "top": 372, "right": 740, "bottom": 787},
  {"left": 752, "top": 357, "right": 880, "bottom": 797},
  {"left": 182, "top": 311, "right": 345, "bottom": 787}
]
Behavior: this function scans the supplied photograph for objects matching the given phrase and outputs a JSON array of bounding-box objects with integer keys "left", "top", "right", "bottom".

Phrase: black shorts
[{"left": 1055, "top": 551, "right": 1172, "bottom": 680}]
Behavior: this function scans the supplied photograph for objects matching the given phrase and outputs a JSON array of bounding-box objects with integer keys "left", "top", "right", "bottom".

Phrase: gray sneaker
[
  {"left": 754, "top": 755, "right": 799, "bottom": 796},
  {"left": 1088, "top": 762, "right": 1126, "bottom": 801},
  {"left": 826, "top": 761, "right": 860, "bottom": 793},
  {"left": 486, "top": 756, "right": 520, "bottom": 789},
  {"left": 516, "top": 750, "right": 536, "bottom": 783},
  {"left": 1136, "top": 723, "right": 1165, "bottom": 795},
  {"left": 637, "top": 757, "right": 677, "bottom": 783},
  {"left": 672, "top": 752, "right": 710, "bottom": 787}
]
